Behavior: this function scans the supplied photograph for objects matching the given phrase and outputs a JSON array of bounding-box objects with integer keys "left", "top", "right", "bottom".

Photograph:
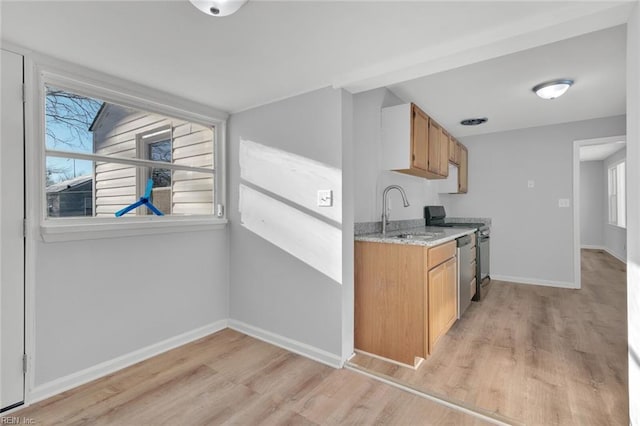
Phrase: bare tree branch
[{"left": 45, "top": 89, "right": 102, "bottom": 149}]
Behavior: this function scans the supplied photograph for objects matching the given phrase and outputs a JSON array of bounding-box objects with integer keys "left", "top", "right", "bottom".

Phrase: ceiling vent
[{"left": 460, "top": 117, "right": 488, "bottom": 126}]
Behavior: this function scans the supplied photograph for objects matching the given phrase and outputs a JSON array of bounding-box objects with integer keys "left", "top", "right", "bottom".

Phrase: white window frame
[
  {"left": 27, "top": 56, "right": 228, "bottom": 242},
  {"left": 608, "top": 159, "right": 626, "bottom": 229},
  {"left": 136, "top": 126, "right": 173, "bottom": 215}
]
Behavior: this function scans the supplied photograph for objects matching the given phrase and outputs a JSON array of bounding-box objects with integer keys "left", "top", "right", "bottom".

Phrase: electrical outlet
[
  {"left": 528, "top": 180, "right": 535, "bottom": 188},
  {"left": 317, "top": 190, "right": 333, "bottom": 207},
  {"left": 558, "top": 198, "right": 570, "bottom": 208}
]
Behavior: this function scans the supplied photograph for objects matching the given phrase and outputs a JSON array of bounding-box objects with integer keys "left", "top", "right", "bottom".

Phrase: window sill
[
  {"left": 39, "top": 216, "right": 228, "bottom": 243},
  {"left": 607, "top": 223, "right": 627, "bottom": 230}
]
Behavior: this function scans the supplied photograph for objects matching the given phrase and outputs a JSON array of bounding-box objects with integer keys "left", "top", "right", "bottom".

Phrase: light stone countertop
[{"left": 354, "top": 225, "right": 475, "bottom": 247}]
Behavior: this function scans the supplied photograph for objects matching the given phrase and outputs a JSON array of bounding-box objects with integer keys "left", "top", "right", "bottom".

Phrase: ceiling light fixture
[
  {"left": 189, "top": 0, "right": 248, "bottom": 17},
  {"left": 532, "top": 79, "right": 574, "bottom": 100},
  {"left": 460, "top": 117, "right": 488, "bottom": 126}
]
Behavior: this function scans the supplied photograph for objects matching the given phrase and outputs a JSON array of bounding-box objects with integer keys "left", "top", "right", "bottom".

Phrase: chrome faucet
[{"left": 381, "top": 185, "right": 410, "bottom": 235}]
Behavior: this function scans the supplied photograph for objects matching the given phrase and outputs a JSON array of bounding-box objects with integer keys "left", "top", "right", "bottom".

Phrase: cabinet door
[
  {"left": 427, "top": 257, "right": 458, "bottom": 353},
  {"left": 439, "top": 132, "right": 449, "bottom": 176},
  {"left": 427, "top": 120, "right": 442, "bottom": 175},
  {"left": 448, "top": 137, "right": 457, "bottom": 164},
  {"left": 411, "top": 105, "right": 429, "bottom": 171},
  {"left": 459, "top": 145, "right": 468, "bottom": 193}
]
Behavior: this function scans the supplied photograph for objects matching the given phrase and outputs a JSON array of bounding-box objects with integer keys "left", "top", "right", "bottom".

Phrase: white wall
[
  {"left": 442, "top": 115, "right": 626, "bottom": 287},
  {"left": 603, "top": 148, "right": 628, "bottom": 261},
  {"left": 340, "top": 90, "right": 355, "bottom": 362},
  {"left": 353, "top": 88, "right": 442, "bottom": 223},
  {"left": 33, "top": 230, "right": 229, "bottom": 386},
  {"left": 228, "top": 87, "right": 348, "bottom": 365},
  {"left": 626, "top": 4, "right": 639, "bottom": 424},
  {"left": 579, "top": 160, "right": 605, "bottom": 247}
]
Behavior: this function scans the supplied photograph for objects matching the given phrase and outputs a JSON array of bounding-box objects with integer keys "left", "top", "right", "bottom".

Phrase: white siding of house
[{"left": 93, "top": 105, "right": 214, "bottom": 216}]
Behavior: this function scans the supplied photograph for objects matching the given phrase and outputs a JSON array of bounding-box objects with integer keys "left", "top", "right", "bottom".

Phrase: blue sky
[{"left": 45, "top": 89, "right": 100, "bottom": 184}]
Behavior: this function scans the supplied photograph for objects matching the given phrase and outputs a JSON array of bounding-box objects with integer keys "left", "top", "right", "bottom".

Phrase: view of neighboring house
[
  {"left": 46, "top": 175, "right": 93, "bottom": 217},
  {"left": 89, "top": 103, "right": 215, "bottom": 216}
]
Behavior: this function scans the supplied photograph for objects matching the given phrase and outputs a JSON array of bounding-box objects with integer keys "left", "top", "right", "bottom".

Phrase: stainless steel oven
[{"left": 477, "top": 228, "right": 491, "bottom": 300}]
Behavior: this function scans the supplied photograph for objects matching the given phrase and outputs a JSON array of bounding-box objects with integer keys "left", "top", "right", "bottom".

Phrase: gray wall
[
  {"left": 353, "top": 88, "right": 442, "bottom": 223},
  {"left": 603, "top": 147, "right": 627, "bottom": 261},
  {"left": 580, "top": 160, "right": 605, "bottom": 247},
  {"left": 34, "top": 230, "right": 229, "bottom": 385},
  {"left": 442, "top": 115, "right": 626, "bottom": 286},
  {"left": 228, "top": 87, "right": 347, "bottom": 359},
  {"left": 340, "top": 90, "right": 355, "bottom": 361}
]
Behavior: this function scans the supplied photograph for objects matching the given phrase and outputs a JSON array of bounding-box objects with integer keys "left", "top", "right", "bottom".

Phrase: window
[
  {"left": 44, "top": 86, "right": 218, "bottom": 220},
  {"left": 608, "top": 161, "right": 626, "bottom": 228},
  {"left": 137, "top": 127, "right": 172, "bottom": 215}
]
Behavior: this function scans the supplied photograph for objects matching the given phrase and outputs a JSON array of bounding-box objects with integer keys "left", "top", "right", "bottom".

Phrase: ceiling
[
  {"left": 0, "top": 1, "right": 633, "bottom": 124},
  {"left": 389, "top": 25, "right": 627, "bottom": 138},
  {"left": 580, "top": 140, "right": 626, "bottom": 161}
]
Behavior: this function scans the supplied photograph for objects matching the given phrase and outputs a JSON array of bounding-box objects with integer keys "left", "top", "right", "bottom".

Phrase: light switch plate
[
  {"left": 317, "top": 190, "right": 333, "bottom": 207},
  {"left": 558, "top": 198, "right": 570, "bottom": 208},
  {"left": 528, "top": 180, "right": 535, "bottom": 188}
]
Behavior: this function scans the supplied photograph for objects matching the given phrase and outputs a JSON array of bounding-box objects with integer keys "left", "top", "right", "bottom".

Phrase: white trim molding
[
  {"left": 28, "top": 320, "right": 228, "bottom": 404},
  {"left": 491, "top": 275, "right": 577, "bottom": 289},
  {"left": 228, "top": 319, "right": 343, "bottom": 369},
  {"left": 581, "top": 245, "right": 627, "bottom": 264},
  {"left": 39, "top": 217, "right": 227, "bottom": 242}
]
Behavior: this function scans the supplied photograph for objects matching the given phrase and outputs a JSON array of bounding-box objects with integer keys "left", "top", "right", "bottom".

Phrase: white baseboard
[
  {"left": 491, "top": 275, "right": 577, "bottom": 289},
  {"left": 581, "top": 245, "right": 627, "bottom": 264},
  {"left": 581, "top": 244, "right": 606, "bottom": 250},
  {"left": 603, "top": 248, "right": 626, "bottom": 264},
  {"left": 228, "top": 319, "right": 342, "bottom": 369},
  {"left": 28, "top": 319, "right": 228, "bottom": 404}
]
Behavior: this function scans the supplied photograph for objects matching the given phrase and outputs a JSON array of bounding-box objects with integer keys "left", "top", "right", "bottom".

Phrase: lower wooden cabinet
[
  {"left": 428, "top": 257, "right": 457, "bottom": 353},
  {"left": 355, "top": 240, "right": 458, "bottom": 366}
]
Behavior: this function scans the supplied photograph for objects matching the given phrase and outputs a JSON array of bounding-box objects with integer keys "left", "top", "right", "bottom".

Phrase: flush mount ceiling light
[
  {"left": 532, "top": 79, "right": 574, "bottom": 100},
  {"left": 460, "top": 117, "right": 488, "bottom": 126},
  {"left": 189, "top": 0, "right": 248, "bottom": 17}
]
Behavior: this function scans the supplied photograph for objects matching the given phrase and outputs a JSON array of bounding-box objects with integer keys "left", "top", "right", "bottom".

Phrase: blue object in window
[{"left": 115, "top": 178, "right": 164, "bottom": 217}]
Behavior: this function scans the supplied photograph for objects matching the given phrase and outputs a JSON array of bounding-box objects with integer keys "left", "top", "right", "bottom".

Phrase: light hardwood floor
[
  {"left": 349, "top": 249, "right": 628, "bottom": 425},
  {"left": 5, "top": 329, "right": 491, "bottom": 425}
]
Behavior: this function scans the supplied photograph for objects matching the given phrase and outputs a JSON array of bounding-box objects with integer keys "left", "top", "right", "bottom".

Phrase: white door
[{"left": 0, "top": 49, "right": 25, "bottom": 412}]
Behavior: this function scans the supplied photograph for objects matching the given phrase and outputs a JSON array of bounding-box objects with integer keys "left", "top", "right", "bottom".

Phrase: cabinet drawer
[
  {"left": 427, "top": 241, "right": 456, "bottom": 269},
  {"left": 470, "top": 233, "right": 476, "bottom": 248},
  {"left": 470, "top": 260, "right": 477, "bottom": 276},
  {"left": 470, "top": 278, "right": 477, "bottom": 299}
]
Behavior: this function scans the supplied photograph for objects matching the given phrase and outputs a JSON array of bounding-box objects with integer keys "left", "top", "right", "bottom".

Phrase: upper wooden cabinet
[
  {"left": 411, "top": 106, "right": 429, "bottom": 171},
  {"left": 459, "top": 145, "right": 468, "bottom": 193},
  {"left": 439, "top": 138, "right": 468, "bottom": 194},
  {"left": 449, "top": 137, "right": 461, "bottom": 165},
  {"left": 381, "top": 103, "right": 448, "bottom": 179},
  {"left": 427, "top": 120, "right": 449, "bottom": 177},
  {"left": 449, "top": 136, "right": 460, "bottom": 165}
]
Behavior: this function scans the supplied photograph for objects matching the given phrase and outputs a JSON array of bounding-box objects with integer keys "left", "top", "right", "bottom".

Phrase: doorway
[
  {"left": 573, "top": 135, "right": 627, "bottom": 288},
  {"left": 0, "top": 48, "right": 26, "bottom": 412}
]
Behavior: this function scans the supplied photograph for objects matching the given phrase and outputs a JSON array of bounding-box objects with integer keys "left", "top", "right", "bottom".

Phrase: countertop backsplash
[
  {"left": 445, "top": 217, "right": 492, "bottom": 226},
  {"left": 354, "top": 219, "right": 425, "bottom": 236}
]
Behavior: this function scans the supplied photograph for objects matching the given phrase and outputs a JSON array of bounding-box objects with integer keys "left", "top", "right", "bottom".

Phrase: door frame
[
  {"left": 23, "top": 52, "right": 37, "bottom": 408},
  {"left": 572, "top": 135, "right": 626, "bottom": 289},
  {"left": 0, "top": 46, "right": 27, "bottom": 413},
  {"left": 2, "top": 44, "right": 38, "bottom": 410}
]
